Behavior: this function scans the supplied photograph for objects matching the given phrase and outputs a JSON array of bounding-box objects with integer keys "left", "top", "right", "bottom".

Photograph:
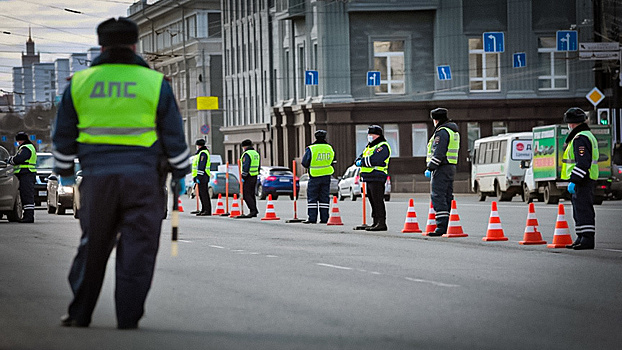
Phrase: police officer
[
  {"left": 52, "top": 17, "right": 190, "bottom": 329},
  {"left": 562, "top": 107, "right": 598, "bottom": 250},
  {"left": 193, "top": 139, "right": 212, "bottom": 216},
  {"left": 238, "top": 139, "right": 260, "bottom": 218},
  {"left": 425, "top": 108, "right": 460, "bottom": 236},
  {"left": 355, "top": 125, "right": 391, "bottom": 231},
  {"left": 6, "top": 132, "right": 37, "bottom": 223},
  {"left": 301, "top": 130, "right": 335, "bottom": 224}
]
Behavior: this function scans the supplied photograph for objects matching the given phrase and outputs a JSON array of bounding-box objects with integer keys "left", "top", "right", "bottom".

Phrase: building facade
[
  {"left": 222, "top": 0, "right": 597, "bottom": 190},
  {"left": 128, "top": 0, "right": 225, "bottom": 155}
]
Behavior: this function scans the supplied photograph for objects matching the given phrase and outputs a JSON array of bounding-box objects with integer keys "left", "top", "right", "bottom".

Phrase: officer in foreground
[
  {"left": 6, "top": 132, "right": 37, "bottom": 223},
  {"left": 52, "top": 17, "right": 190, "bottom": 329},
  {"left": 425, "top": 108, "right": 460, "bottom": 236},
  {"left": 238, "top": 139, "right": 260, "bottom": 218},
  {"left": 301, "top": 130, "right": 335, "bottom": 224},
  {"left": 355, "top": 125, "right": 391, "bottom": 231},
  {"left": 562, "top": 107, "right": 598, "bottom": 250},
  {"left": 193, "top": 138, "right": 212, "bottom": 216}
]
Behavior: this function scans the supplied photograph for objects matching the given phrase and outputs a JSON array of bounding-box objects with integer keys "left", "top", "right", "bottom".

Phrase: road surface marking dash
[
  {"left": 316, "top": 263, "right": 353, "bottom": 270},
  {"left": 209, "top": 245, "right": 225, "bottom": 249},
  {"left": 178, "top": 240, "right": 192, "bottom": 243},
  {"left": 599, "top": 248, "right": 622, "bottom": 253},
  {"left": 405, "top": 277, "right": 460, "bottom": 288},
  {"left": 231, "top": 249, "right": 245, "bottom": 252},
  {"left": 370, "top": 271, "right": 382, "bottom": 275},
  {"left": 266, "top": 255, "right": 278, "bottom": 258}
]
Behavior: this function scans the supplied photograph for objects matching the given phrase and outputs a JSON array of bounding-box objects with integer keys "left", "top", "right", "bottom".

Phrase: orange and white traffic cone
[
  {"left": 177, "top": 198, "right": 184, "bottom": 213},
  {"left": 423, "top": 201, "right": 436, "bottom": 236},
  {"left": 443, "top": 200, "right": 468, "bottom": 238},
  {"left": 482, "top": 201, "right": 508, "bottom": 241},
  {"left": 402, "top": 198, "right": 422, "bottom": 233},
  {"left": 229, "top": 194, "right": 241, "bottom": 218},
  {"left": 212, "top": 193, "right": 225, "bottom": 215},
  {"left": 261, "top": 194, "right": 280, "bottom": 221},
  {"left": 519, "top": 202, "right": 546, "bottom": 245},
  {"left": 327, "top": 196, "right": 344, "bottom": 226},
  {"left": 547, "top": 204, "right": 573, "bottom": 248}
]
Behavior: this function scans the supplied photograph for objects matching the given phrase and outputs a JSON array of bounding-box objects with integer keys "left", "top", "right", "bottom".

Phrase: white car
[
  {"left": 298, "top": 173, "right": 339, "bottom": 199},
  {"left": 337, "top": 164, "right": 391, "bottom": 201}
]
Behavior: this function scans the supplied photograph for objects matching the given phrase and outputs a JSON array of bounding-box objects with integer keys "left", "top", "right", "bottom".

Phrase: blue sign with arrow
[
  {"left": 437, "top": 65, "right": 452, "bottom": 81},
  {"left": 513, "top": 53, "right": 526, "bottom": 68},
  {"left": 367, "top": 71, "right": 381, "bottom": 86},
  {"left": 483, "top": 32, "right": 505, "bottom": 53},
  {"left": 556, "top": 30, "right": 578, "bottom": 51},
  {"left": 305, "top": 70, "right": 318, "bottom": 86}
]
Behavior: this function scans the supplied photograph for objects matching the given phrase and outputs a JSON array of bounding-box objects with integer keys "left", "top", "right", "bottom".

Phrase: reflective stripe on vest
[
  {"left": 561, "top": 130, "right": 599, "bottom": 180},
  {"left": 192, "top": 149, "right": 211, "bottom": 177},
  {"left": 360, "top": 141, "right": 391, "bottom": 174},
  {"left": 14, "top": 143, "right": 37, "bottom": 173},
  {"left": 426, "top": 127, "right": 460, "bottom": 164},
  {"left": 71, "top": 64, "right": 163, "bottom": 147},
  {"left": 308, "top": 144, "right": 335, "bottom": 177},
  {"left": 241, "top": 149, "right": 260, "bottom": 176}
]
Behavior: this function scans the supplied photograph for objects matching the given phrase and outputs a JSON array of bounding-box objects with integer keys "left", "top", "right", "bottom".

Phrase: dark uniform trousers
[
  {"left": 572, "top": 179, "right": 595, "bottom": 245},
  {"left": 431, "top": 164, "right": 456, "bottom": 233},
  {"left": 366, "top": 180, "right": 386, "bottom": 225},
  {"left": 16, "top": 172, "right": 35, "bottom": 221},
  {"left": 196, "top": 174, "right": 211, "bottom": 214},
  {"left": 243, "top": 175, "right": 258, "bottom": 214},
  {"left": 307, "top": 175, "right": 331, "bottom": 223},
  {"left": 67, "top": 172, "right": 165, "bottom": 328}
]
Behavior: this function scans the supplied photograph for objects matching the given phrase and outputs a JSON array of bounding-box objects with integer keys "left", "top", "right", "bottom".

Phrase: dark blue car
[{"left": 256, "top": 166, "right": 299, "bottom": 200}]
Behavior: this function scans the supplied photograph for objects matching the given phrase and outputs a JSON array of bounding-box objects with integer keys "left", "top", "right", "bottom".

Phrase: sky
[{"left": 0, "top": 0, "right": 140, "bottom": 93}]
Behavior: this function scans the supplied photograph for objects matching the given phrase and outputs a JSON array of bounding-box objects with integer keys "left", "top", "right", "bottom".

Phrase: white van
[{"left": 471, "top": 132, "right": 532, "bottom": 201}]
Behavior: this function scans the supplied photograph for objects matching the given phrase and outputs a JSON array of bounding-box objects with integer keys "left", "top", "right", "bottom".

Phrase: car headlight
[{"left": 58, "top": 185, "right": 74, "bottom": 195}]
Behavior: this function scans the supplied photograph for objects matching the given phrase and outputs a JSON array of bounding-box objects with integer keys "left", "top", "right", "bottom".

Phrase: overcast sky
[{"left": 0, "top": 0, "right": 139, "bottom": 92}]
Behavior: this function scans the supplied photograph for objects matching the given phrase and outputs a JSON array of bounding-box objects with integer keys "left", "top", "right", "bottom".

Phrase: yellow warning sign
[
  {"left": 586, "top": 87, "right": 605, "bottom": 107},
  {"left": 197, "top": 96, "right": 219, "bottom": 110}
]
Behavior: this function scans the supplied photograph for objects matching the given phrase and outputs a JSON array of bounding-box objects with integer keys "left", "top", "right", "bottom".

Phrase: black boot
[
  {"left": 566, "top": 235, "right": 582, "bottom": 249},
  {"left": 366, "top": 219, "right": 387, "bottom": 231},
  {"left": 573, "top": 233, "right": 595, "bottom": 250},
  {"left": 429, "top": 217, "right": 448, "bottom": 236}
]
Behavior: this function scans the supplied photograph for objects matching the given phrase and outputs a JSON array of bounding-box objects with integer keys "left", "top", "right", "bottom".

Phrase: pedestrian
[
  {"left": 355, "top": 125, "right": 391, "bottom": 231},
  {"left": 562, "top": 107, "right": 598, "bottom": 250},
  {"left": 238, "top": 139, "right": 260, "bottom": 218},
  {"left": 193, "top": 138, "right": 212, "bottom": 216},
  {"left": 301, "top": 130, "right": 335, "bottom": 224},
  {"left": 6, "top": 132, "right": 37, "bottom": 223},
  {"left": 52, "top": 17, "right": 190, "bottom": 329},
  {"left": 425, "top": 108, "right": 460, "bottom": 236}
]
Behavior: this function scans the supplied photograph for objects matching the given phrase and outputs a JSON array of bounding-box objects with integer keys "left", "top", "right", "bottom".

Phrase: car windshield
[
  {"left": 36, "top": 155, "right": 54, "bottom": 170},
  {"left": 270, "top": 169, "right": 292, "bottom": 176}
]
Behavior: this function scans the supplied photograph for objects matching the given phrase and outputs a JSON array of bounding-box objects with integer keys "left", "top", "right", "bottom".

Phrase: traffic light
[{"left": 597, "top": 108, "right": 610, "bottom": 125}]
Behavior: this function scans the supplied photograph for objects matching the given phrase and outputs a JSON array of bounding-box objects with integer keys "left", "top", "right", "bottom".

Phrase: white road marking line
[
  {"left": 208, "top": 245, "right": 225, "bottom": 249},
  {"left": 231, "top": 249, "right": 245, "bottom": 252},
  {"left": 266, "top": 255, "right": 278, "bottom": 258},
  {"left": 599, "top": 248, "right": 622, "bottom": 253},
  {"left": 357, "top": 269, "right": 367, "bottom": 272},
  {"left": 178, "top": 240, "right": 192, "bottom": 243},
  {"left": 239, "top": 252, "right": 261, "bottom": 255},
  {"left": 316, "top": 263, "right": 353, "bottom": 270},
  {"left": 404, "top": 277, "right": 460, "bottom": 288},
  {"left": 370, "top": 271, "right": 382, "bottom": 275}
]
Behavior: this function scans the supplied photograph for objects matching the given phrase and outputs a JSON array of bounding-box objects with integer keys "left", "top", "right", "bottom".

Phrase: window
[
  {"left": 467, "top": 122, "right": 480, "bottom": 155},
  {"left": 484, "top": 142, "right": 493, "bottom": 163},
  {"left": 208, "top": 13, "right": 221, "bottom": 38},
  {"left": 384, "top": 124, "right": 400, "bottom": 157},
  {"left": 468, "top": 38, "right": 500, "bottom": 92},
  {"left": 412, "top": 123, "right": 428, "bottom": 157},
  {"left": 477, "top": 142, "right": 487, "bottom": 164},
  {"left": 499, "top": 140, "right": 507, "bottom": 163},
  {"left": 538, "top": 37, "right": 568, "bottom": 90},
  {"left": 491, "top": 141, "right": 500, "bottom": 163},
  {"left": 492, "top": 121, "right": 507, "bottom": 136},
  {"left": 355, "top": 125, "right": 368, "bottom": 156},
  {"left": 297, "top": 45, "right": 305, "bottom": 99},
  {"left": 373, "top": 40, "right": 405, "bottom": 94}
]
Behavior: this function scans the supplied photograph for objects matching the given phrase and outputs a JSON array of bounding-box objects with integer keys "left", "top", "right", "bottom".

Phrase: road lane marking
[
  {"left": 316, "top": 263, "right": 353, "bottom": 270},
  {"left": 231, "top": 249, "right": 245, "bottom": 252},
  {"left": 266, "top": 255, "right": 278, "bottom": 258},
  {"left": 404, "top": 277, "right": 460, "bottom": 288},
  {"left": 179, "top": 240, "right": 192, "bottom": 243},
  {"left": 209, "top": 245, "right": 225, "bottom": 249},
  {"left": 599, "top": 248, "right": 622, "bottom": 253}
]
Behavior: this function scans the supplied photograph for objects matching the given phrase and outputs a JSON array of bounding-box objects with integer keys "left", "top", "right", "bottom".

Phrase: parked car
[
  {"left": 208, "top": 171, "right": 240, "bottom": 198},
  {"left": 337, "top": 164, "right": 391, "bottom": 201},
  {"left": 297, "top": 173, "right": 339, "bottom": 199},
  {"left": 0, "top": 146, "right": 22, "bottom": 222},
  {"left": 46, "top": 160, "right": 80, "bottom": 215},
  {"left": 256, "top": 166, "right": 299, "bottom": 200},
  {"left": 34, "top": 152, "right": 54, "bottom": 206},
  {"left": 184, "top": 154, "right": 224, "bottom": 195}
]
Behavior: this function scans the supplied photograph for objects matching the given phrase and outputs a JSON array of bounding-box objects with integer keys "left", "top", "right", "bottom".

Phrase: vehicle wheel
[
  {"left": 543, "top": 184, "right": 559, "bottom": 205},
  {"left": 594, "top": 196, "right": 604, "bottom": 205},
  {"left": 350, "top": 188, "right": 357, "bottom": 201},
  {"left": 338, "top": 189, "right": 345, "bottom": 201},
  {"left": 56, "top": 203, "right": 66, "bottom": 215},
  {"left": 496, "top": 182, "right": 512, "bottom": 202},
  {"left": 208, "top": 187, "right": 215, "bottom": 199},
  {"left": 384, "top": 195, "right": 390, "bottom": 201},
  {"left": 257, "top": 185, "right": 266, "bottom": 200},
  {"left": 272, "top": 194, "right": 279, "bottom": 200},
  {"left": 7, "top": 194, "right": 23, "bottom": 222},
  {"left": 522, "top": 183, "right": 533, "bottom": 203},
  {"left": 475, "top": 182, "right": 486, "bottom": 202}
]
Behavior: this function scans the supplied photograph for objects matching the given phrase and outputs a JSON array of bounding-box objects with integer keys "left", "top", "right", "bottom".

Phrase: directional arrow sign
[
  {"left": 367, "top": 71, "right": 381, "bottom": 86},
  {"left": 513, "top": 53, "right": 526, "bottom": 68},
  {"left": 556, "top": 30, "right": 578, "bottom": 51},
  {"left": 305, "top": 70, "right": 318, "bottom": 86},
  {"left": 437, "top": 65, "right": 452, "bottom": 81},
  {"left": 483, "top": 32, "right": 504, "bottom": 53}
]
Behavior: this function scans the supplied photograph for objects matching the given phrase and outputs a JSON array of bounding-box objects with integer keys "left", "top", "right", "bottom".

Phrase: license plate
[
  {"left": 39, "top": 191, "right": 47, "bottom": 196},
  {"left": 279, "top": 178, "right": 289, "bottom": 182}
]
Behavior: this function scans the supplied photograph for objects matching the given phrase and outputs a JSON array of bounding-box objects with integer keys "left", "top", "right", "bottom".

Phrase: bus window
[
  {"left": 491, "top": 141, "right": 500, "bottom": 163},
  {"left": 499, "top": 140, "right": 507, "bottom": 163},
  {"left": 485, "top": 142, "right": 494, "bottom": 163},
  {"left": 478, "top": 143, "right": 487, "bottom": 164}
]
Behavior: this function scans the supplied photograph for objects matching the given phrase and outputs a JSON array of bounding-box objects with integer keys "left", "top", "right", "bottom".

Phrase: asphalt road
[{"left": 1, "top": 194, "right": 621, "bottom": 350}]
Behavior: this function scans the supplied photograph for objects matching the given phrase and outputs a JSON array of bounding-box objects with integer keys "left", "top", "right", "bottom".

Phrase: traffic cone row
[
  {"left": 212, "top": 194, "right": 225, "bottom": 215},
  {"left": 261, "top": 194, "right": 280, "bottom": 220},
  {"left": 327, "top": 196, "right": 343, "bottom": 226},
  {"left": 229, "top": 194, "right": 241, "bottom": 218}
]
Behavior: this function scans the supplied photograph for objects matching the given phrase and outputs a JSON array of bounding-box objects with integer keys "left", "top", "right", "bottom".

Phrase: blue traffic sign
[
  {"left": 305, "top": 70, "right": 318, "bottom": 86},
  {"left": 556, "top": 30, "right": 578, "bottom": 51},
  {"left": 367, "top": 71, "right": 381, "bottom": 86},
  {"left": 1, "top": 136, "right": 6, "bottom": 142},
  {"left": 513, "top": 53, "right": 526, "bottom": 68},
  {"left": 437, "top": 65, "right": 452, "bottom": 81},
  {"left": 30, "top": 135, "right": 36, "bottom": 141},
  {"left": 37, "top": 139, "right": 42, "bottom": 144},
  {"left": 483, "top": 32, "right": 504, "bottom": 53},
  {"left": 200, "top": 124, "right": 210, "bottom": 134}
]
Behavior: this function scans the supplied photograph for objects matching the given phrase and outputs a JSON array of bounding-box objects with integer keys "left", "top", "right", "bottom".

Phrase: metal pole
[
  {"left": 181, "top": 3, "right": 191, "bottom": 147},
  {"left": 286, "top": 159, "right": 304, "bottom": 223},
  {"left": 238, "top": 158, "right": 244, "bottom": 215}
]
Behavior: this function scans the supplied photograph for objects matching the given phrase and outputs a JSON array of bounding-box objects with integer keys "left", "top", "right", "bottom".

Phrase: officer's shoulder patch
[
  {"left": 434, "top": 136, "right": 441, "bottom": 143},
  {"left": 376, "top": 146, "right": 383, "bottom": 152}
]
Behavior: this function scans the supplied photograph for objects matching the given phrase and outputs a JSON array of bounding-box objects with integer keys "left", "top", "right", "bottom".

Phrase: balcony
[{"left": 276, "top": 0, "right": 305, "bottom": 19}]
